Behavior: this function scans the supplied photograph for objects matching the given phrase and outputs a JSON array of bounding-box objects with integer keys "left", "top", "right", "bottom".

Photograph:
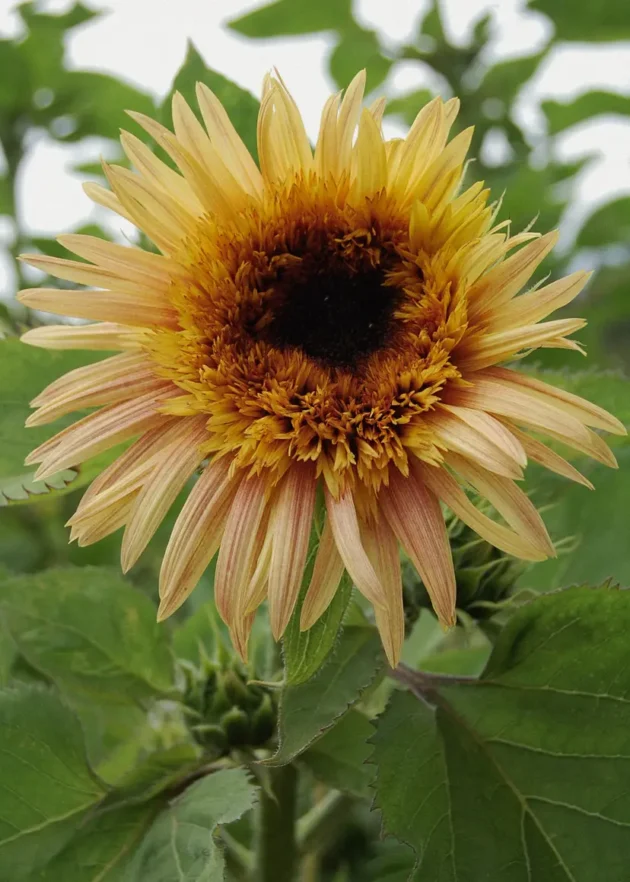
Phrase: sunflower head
[{"left": 19, "top": 71, "right": 625, "bottom": 668}]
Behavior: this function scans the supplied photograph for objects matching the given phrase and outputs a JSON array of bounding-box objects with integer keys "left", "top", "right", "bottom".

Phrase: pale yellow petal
[
  {"left": 446, "top": 452, "right": 555, "bottom": 557},
  {"left": 486, "top": 271, "right": 591, "bottom": 331},
  {"left": 28, "top": 387, "right": 177, "bottom": 480},
  {"left": 508, "top": 425, "right": 593, "bottom": 489},
  {"left": 486, "top": 367, "right": 627, "bottom": 436},
  {"left": 417, "top": 461, "right": 547, "bottom": 561},
  {"left": 457, "top": 318, "right": 586, "bottom": 371},
  {"left": 20, "top": 323, "right": 144, "bottom": 352},
  {"left": 17, "top": 287, "right": 177, "bottom": 329}
]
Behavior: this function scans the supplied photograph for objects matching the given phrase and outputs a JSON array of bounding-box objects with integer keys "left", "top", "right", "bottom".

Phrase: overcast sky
[{"left": 1, "top": 0, "right": 630, "bottom": 293}]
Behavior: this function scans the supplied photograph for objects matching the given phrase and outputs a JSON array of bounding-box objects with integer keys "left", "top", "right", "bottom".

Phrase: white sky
[{"left": 1, "top": 0, "right": 630, "bottom": 294}]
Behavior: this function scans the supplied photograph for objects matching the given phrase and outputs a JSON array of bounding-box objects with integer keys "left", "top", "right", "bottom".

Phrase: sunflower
[{"left": 19, "top": 71, "right": 625, "bottom": 667}]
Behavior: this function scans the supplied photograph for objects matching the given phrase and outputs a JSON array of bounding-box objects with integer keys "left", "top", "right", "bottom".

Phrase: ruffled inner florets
[{"left": 148, "top": 181, "right": 468, "bottom": 497}]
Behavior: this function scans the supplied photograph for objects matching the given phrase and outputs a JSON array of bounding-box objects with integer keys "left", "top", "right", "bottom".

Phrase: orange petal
[
  {"left": 360, "top": 515, "right": 405, "bottom": 668},
  {"left": 214, "top": 473, "right": 269, "bottom": 629},
  {"left": 121, "top": 416, "right": 208, "bottom": 572},
  {"left": 300, "top": 516, "right": 345, "bottom": 631},
  {"left": 28, "top": 387, "right": 177, "bottom": 480},
  {"left": 379, "top": 466, "right": 456, "bottom": 627},
  {"left": 325, "top": 486, "right": 385, "bottom": 610},
  {"left": 27, "top": 353, "right": 160, "bottom": 426},
  {"left": 158, "top": 456, "right": 240, "bottom": 620},
  {"left": 267, "top": 463, "right": 317, "bottom": 640}
]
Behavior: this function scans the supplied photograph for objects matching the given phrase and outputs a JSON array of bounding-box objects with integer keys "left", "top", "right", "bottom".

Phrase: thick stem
[{"left": 254, "top": 764, "right": 298, "bottom": 882}]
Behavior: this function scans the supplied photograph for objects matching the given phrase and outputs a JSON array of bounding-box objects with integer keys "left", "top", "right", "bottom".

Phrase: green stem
[
  {"left": 296, "top": 789, "right": 348, "bottom": 854},
  {"left": 254, "top": 764, "right": 298, "bottom": 882}
]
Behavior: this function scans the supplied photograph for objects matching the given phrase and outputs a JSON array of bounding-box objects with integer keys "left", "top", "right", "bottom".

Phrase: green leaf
[
  {"left": 54, "top": 71, "right": 155, "bottom": 142},
  {"left": 283, "top": 571, "right": 352, "bottom": 685},
  {"left": 1, "top": 566, "right": 174, "bottom": 701},
  {"left": 530, "top": 0, "right": 630, "bottom": 40},
  {"left": 576, "top": 198, "right": 630, "bottom": 249},
  {"left": 329, "top": 27, "right": 392, "bottom": 93},
  {"left": 373, "top": 584, "right": 630, "bottom": 881},
  {"left": 163, "top": 42, "right": 260, "bottom": 161},
  {"left": 0, "top": 684, "right": 106, "bottom": 878},
  {"left": 123, "top": 768, "right": 258, "bottom": 881},
  {"left": 106, "top": 744, "right": 202, "bottom": 806},
  {"left": 228, "top": 0, "right": 354, "bottom": 37},
  {"left": 301, "top": 709, "right": 374, "bottom": 797},
  {"left": 0, "top": 338, "right": 106, "bottom": 506},
  {"left": 478, "top": 52, "right": 547, "bottom": 106},
  {"left": 34, "top": 803, "right": 156, "bottom": 882},
  {"left": 543, "top": 92, "right": 630, "bottom": 136},
  {"left": 271, "top": 608, "right": 384, "bottom": 764}
]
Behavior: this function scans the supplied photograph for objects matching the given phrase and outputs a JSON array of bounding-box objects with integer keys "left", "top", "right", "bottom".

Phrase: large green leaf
[
  {"left": 122, "top": 769, "right": 258, "bottom": 881},
  {"left": 34, "top": 804, "right": 156, "bottom": 882},
  {"left": 162, "top": 42, "right": 260, "bottom": 161},
  {"left": 373, "top": 584, "right": 630, "bottom": 881},
  {"left": 543, "top": 92, "right": 630, "bottom": 136},
  {"left": 530, "top": 0, "right": 630, "bottom": 40},
  {"left": 0, "top": 566, "right": 174, "bottom": 701},
  {"left": 271, "top": 606, "right": 384, "bottom": 764},
  {"left": 0, "top": 339, "right": 106, "bottom": 506},
  {"left": 0, "top": 684, "right": 106, "bottom": 879},
  {"left": 301, "top": 709, "right": 374, "bottom": 797},
  {"left": 329, "top": 27, "right": 392, "bottom": 93},
  {"left": 228, "top": 0, "right": 354, "bottom": 37}
]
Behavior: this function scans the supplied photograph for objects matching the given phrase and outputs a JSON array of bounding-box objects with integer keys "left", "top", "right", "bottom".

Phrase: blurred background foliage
[{"left": 0, "top": 1, "right": 629, "bottom": 879}]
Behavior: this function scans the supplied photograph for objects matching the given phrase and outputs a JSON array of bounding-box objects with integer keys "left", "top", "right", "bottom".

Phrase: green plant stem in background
[{"left": 254, "top": 764, "right": 298, "bottom": 882}]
